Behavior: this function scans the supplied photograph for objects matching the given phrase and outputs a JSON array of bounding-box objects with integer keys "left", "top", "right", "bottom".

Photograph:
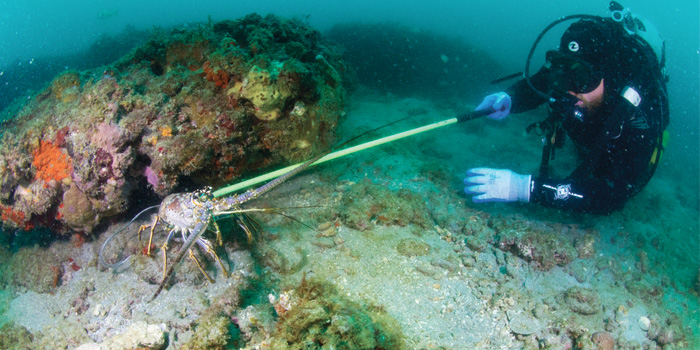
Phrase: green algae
[{"left": 0, "top": 322, "right": 34, "bottom": 350}]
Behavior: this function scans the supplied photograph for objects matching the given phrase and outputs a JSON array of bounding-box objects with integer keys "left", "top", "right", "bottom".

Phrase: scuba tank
[
  {"left": 609, "top": 1, "right": 669, "bottom": 82},
  {"left": 608, "top": 2, "right": 670, "bottom": 177}
]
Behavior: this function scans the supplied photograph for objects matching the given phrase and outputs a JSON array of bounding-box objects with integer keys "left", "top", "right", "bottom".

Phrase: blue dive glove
[
  {"left": 464, "top": 168, "right": 531, "bottom": 203},
  {"left": 476, "top": 92, "right": 511, "bottom": 120}
]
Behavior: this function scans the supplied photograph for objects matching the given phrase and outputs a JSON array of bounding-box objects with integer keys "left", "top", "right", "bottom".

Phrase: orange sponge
[{"left": 32, "top": 140, "right": 73, "bottom": 183}]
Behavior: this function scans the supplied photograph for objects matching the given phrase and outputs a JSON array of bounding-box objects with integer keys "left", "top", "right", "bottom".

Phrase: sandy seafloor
[{"left": 0, "top": 89, "right": 698, "bottom": 349}]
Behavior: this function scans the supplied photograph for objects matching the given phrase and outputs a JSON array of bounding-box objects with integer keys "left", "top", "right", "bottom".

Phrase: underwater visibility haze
[{"left": 0, "top": 0, "right": 697, "bottom": 349}]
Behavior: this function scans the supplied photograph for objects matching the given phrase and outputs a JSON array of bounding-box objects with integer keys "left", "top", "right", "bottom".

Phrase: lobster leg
[
  {"left": 206, "top": 221, "right": 231, "bottom": 277},
  {"left": 160, "top": 228, "right": 177, "bottom": 280},
  {"left": 211, "top": 218, "right": 224, "bottom": 247},
  {"left": 137, "top": 216, "right": 160, "bottom": 256},
  {"left": 188, "top": 249, "right": 215, "bottom": 283},
  {"left": 152, "top": 220, "right": 209, "bottom": 300},
  {"left": 237, "top": 218, "right": 255, "bottom": 244},
  {"left": 146, "top": 216, "right": 160, "bottom": 256},
  {"left": 194, "top": 237, "right": 230, "bottom": 278}
]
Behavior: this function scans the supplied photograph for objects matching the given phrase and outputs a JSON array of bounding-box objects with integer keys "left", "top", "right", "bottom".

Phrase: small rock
[
  {"left": 84, "top": 321, "right": 168, "bottom": 350},
  {"left": 465, "top": 237, "right": 487, "bottom": 252},
  {"left": 533, "top": 303, "right": 549, "bottom": 319},
  {"left": 508, "top": 312, "right": 544, "bottom": 335},
  {"left": 92, "top": 303, "right": 105, "bottom": 317},
  {"left": 316, "top": 222, "right": 337, "bottom": 237},
  {"left": 564, "top": 286, "right": 601, "bottom": 315},
  {"left": 397, "top": 238, "right": 431, "bottom": 257},
  {"left": 86, "top": 322, "right": 100, "bottom": 332},
  {"left": 430, "top": 258, "right": 457, "bottom": 271},
  {"left": 655, "top": 324, "right": 680, "bottom": 345},
  {"left": 415, "top": 265, "right": 441, "bottom": 279},
  {"left": 638, "top": 316, "right": 651, "bottom": 331},
  {"left": 591, "top": 332, "right": 615, "bottom": 350},
  {"left": 311, "top": 237, "right": 336, "bottom": 248}
]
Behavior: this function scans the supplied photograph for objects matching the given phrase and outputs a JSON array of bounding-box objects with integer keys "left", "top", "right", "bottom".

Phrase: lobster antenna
[{"left": 98, "top": 204, "right": 160, "bottom": 269}]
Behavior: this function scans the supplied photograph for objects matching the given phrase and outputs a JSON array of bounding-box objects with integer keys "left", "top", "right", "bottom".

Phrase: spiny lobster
[{"left": 99, "top": 153, "right": 322, "bottom": 300}]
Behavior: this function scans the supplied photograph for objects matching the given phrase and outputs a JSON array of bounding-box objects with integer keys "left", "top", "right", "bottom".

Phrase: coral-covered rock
[
  {"left": 13, "top": 181, "right": 59, "bottom": 218},
  {"left": 76, "top": 321, "right": 167, "bottom": 350},
  {"left": 262, "top": 278, "right": 405, "bottom": 349},
  {"left": 0, "top": 145, "right": 33, "bottom": 202},
  {"left": 181, "top": 316, "right": 230, "bottom": 350},
  {"left": 59, "top": 184, "right": 99, "bottom": 233},
  {"left": 50, "top": 71, "right": 81, "bottom": 103},
  {"left": 563, "top": 286, "right": 600, "bottom": 315},
  {"left": 575, "top": 233, "right": 596, "bottom": 259},
  {"left": 0, "top": 13, "right": 346, "bottom": 235},
  {"left": 0, "top": 322, "right": 34, "bottom": 349},
  {"left": 339, "top": 180, "right": 433, "bottom": 231},
  {"left": 32, "top": 140, "right": 72, "bottom": 183},
  {"left": 492, "top": 218, "right": 584, "bottom": 270}
]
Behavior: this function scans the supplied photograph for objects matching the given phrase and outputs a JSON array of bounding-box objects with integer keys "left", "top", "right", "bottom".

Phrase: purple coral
[
  {"left": 144, "top": 166, "right": 159, "bottom": 189},
  {"left": 90, "top": 123, "right": 133, "bottom": 178}
]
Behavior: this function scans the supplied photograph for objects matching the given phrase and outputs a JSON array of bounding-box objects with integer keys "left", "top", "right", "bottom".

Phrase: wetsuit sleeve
[
  {"left": 529, "top": 174, "right": 627, "bottom": 214},
  {"left": 528, "top": 134, "right": 619, "bottom": 214}
]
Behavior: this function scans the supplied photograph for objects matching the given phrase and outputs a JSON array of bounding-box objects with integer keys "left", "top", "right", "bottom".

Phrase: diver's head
[
  {"left": 559, "top": 18, "right": 613, "bottom": 69},
  {"left": 545, "top": 18, "right": 614, "bottom": 95}
]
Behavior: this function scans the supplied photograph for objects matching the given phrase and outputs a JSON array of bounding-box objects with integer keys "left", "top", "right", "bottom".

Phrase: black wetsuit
[{"left": 506, "top": 20, "right": 669, "bottom": 214}]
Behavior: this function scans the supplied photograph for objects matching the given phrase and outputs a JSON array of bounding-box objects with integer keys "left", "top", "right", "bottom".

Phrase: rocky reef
[{"left": 0, "top": 13, "right": 346, "bottom": 236}]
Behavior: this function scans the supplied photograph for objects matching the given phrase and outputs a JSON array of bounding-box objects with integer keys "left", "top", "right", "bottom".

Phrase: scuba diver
[{"left": 464, "top": 2, "right": 669, "bottom": 214}]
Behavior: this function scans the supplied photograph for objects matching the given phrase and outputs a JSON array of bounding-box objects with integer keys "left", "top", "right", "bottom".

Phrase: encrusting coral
[
  {"left": 264, "top": 277, "right": 406, "bottom": 349},
  {"left": 0, "top": 13, "right": 346, "bottom": 236},
  {"left": 237, "top": 64, "right": 293, "bottom": 121}
]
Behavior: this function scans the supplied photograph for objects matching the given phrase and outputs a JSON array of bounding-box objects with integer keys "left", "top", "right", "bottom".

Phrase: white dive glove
[
  {"left": 464, "top": 168, "right": 531, "bottom": 203},
  {"left": 475, "top": 92, "right": 511, "bottom": 120}
]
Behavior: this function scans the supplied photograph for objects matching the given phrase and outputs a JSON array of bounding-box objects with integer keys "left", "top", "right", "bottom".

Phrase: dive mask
[{"left": 545, "top": 50, "right": 602, "bottom": 94}]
